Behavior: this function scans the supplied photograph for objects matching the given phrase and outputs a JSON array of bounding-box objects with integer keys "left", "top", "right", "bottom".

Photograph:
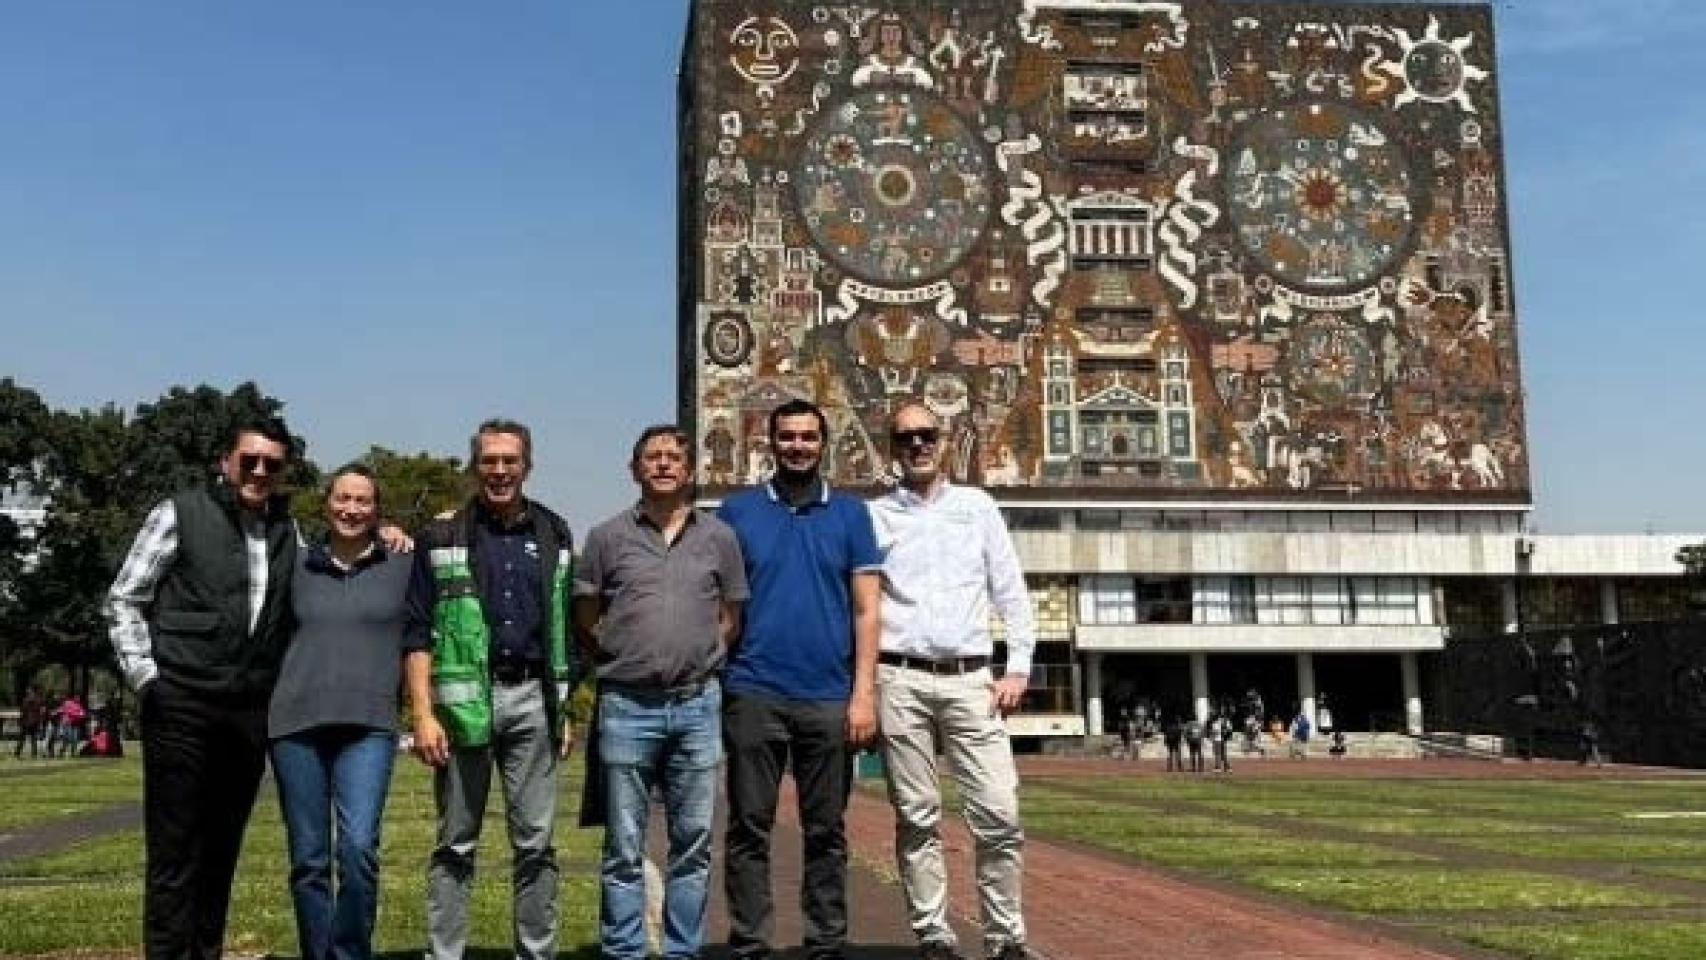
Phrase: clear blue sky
[{"left": 4, "top": 1, "right": 1702, "bottom": 535}]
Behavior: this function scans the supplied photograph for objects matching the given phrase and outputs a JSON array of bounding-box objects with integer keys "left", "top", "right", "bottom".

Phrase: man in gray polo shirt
[{"left": 573, "top": 424, "right": 747, "bottom": 960}]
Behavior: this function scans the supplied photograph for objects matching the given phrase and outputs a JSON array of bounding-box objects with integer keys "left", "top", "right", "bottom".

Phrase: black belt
[
  {"left": 491, "top": 661, "right": 549, "bottom": 684},
  {"left": 601, "top": 677, "right": 715, "bottom": 701},
  {"left": 879, "top": 652, "right": 989, "bottom": 675}
]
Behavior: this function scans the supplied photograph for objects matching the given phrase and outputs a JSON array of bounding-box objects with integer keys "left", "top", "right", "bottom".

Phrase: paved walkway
[{"left": 834, "top": 780, "right": 1465, "bottom": 960}]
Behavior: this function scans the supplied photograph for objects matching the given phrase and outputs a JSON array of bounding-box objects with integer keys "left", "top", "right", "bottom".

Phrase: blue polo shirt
[{"left": 717, "top": 481, "right": 880, "bottom": 702}]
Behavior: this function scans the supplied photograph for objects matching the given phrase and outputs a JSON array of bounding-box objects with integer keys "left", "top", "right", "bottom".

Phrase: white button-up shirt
[{"left": 868, "top": 480, "right": 1036, "bottom": 679}]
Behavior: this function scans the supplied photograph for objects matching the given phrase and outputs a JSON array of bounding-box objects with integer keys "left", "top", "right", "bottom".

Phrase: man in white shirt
[{"left": 867, "top": 402, "right": 1036, "bottom": 960}]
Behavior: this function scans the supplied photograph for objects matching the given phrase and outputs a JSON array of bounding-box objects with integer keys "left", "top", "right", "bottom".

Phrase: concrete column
[
  {"left": 1085, "top": 652, "right": 1105, "bottom": 737},
  {"left": 1400, "top": 651, "right": 1424, "bottom": 735},
  {"left": 1189, "top": 651, "right": 1210, "bottom": 723},
  {"left": 1600, "top": 579, "right": 1620, "bottom": 626},
  {"left": 1500, "top": 578, "right": 1520, "bottom": 634},
  {"left": 1296, "top": 652, "right": 1317, "bottom": 732}
]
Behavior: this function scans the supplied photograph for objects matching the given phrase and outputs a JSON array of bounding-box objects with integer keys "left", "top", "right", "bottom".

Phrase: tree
[
  {"left": 1681, "top": 543, "right": 1706, "bottom": 618},
  {"left": 290, "top": 446, "right": 468, "bottom": 539},
  {"left": 124, "top": 382, "right": 310, "bottom": 510},
  {"left": 0, "top": 377, "right": 51, "bottom": 481}
]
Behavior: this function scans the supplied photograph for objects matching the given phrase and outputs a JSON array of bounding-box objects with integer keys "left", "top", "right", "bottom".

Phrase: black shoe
[
  {"left": 989, "top": 943, "right": 1033, "bottom": 960},
  {"left": 920, "top": 942, "right": 964, "bottom": 960}
]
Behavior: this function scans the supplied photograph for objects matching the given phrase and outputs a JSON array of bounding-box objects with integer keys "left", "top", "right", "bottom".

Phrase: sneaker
[
  {"left": 989, "top": 943, "right": 1033, "bottom": 960},
  {"left": 920, "top": 942, "right": 964, "bottom": 960}
]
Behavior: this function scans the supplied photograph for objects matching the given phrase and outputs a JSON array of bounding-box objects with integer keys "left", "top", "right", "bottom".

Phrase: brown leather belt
[{"left": 879, "top": 652, "right": 989, "bottom": 675}]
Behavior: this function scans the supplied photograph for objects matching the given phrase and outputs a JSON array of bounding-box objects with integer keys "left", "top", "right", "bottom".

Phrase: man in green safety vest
[{"left": 404, "top": 418, "right": 579, "bottom": 960}]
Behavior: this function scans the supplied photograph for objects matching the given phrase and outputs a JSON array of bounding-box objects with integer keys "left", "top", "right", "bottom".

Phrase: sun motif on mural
[
  {"left": 1297, "top": 168, "right": 1348, "bottom": 223},
  {"left": 1379, "top": 14, "right": 1489, "bottom": 113},
  {"left": 1227, "top": 102, "right": 1418, "bottom": 291}
]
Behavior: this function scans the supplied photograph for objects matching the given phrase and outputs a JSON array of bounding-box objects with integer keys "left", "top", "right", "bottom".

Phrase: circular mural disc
[
  {"left": 795, "top": 89, "right": 992, "bottom": 286},
  {"left": 1227, "top": 102, "right": 1418, "bottom": 292}
]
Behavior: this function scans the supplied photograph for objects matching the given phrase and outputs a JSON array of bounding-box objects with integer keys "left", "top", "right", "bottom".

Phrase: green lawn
[
  {"left": 8, "top": 759, "right": 1706, "bottom": 959},
  {"left": 0, "top": 754, "right": 605, "bottom": 957},
  {"left": 1020, "top": 773, "right": 1706, "bottom": 960}
]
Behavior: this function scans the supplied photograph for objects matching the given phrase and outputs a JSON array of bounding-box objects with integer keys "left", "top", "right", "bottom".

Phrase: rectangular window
[
  {"left": 1167, "top": 412, "right": 1192, "bottom": 458},
  {"left": 1351, "top": 577, "right": 1423, "bottom": 625},
  {"left": 1079, "top": 575, "right": 1137, "bottom": 625},
  {"left": 1137, "top": 577, "right": 1193, "bottom": 623},
  {"left": 1048, "top": 411, "right": 1072, "bottom": 454}
]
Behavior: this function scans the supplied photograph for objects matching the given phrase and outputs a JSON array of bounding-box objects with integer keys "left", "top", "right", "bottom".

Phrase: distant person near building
[
  {"left": 1163, "top": 714, "right": 1184, "bottom": 772},
  {"left": 13, "top": 687, "right": 44, "bottom": 759},
  {"left": 1184, "top": 715, "right": 1206, "bottom": 773},
  {"left": 1289, "top": 711, "right": 1313, "bottom": 759},
  {"left": 1210, "top": 714, "right": 1233, "bottom": 774}
]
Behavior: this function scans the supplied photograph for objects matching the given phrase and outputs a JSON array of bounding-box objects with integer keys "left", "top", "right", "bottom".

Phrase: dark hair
[
  {"left": 469, "top": 418, "right": 533, "bottom": 470},
  {"left": 630, "top": 424, "right": 693, "bottom": 467},
  {"left": 227, "top": 416, "right": 292, "bottom": 454},
  {"left": 323, "top": 462, "right": 383, "bottom": 511},
  {"left": 767, "top": 399, "right": 829, "bottom": 443}
]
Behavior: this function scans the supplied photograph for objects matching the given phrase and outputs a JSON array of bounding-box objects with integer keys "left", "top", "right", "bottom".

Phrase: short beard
[{"left": 773, "top": 460, "right": 820, "bottom": 486}]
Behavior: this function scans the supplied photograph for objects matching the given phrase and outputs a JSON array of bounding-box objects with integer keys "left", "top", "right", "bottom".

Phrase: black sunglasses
[
  {"left": 890, "top": 427, "right": 940, "bottom": 447},
  {"left": 238, "top": 453, "right": 286, "bottom": 475}
]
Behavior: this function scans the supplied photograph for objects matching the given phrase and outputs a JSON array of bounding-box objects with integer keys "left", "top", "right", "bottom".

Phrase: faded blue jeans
[
  {"left": 270, "top": 726, "right": 396, "bottom": 960},
  {"left": 598, "top": 679, "right": 722, "bottom": 960}
]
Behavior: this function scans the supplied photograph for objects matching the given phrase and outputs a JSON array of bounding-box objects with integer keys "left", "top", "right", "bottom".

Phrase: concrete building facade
[{"left": 679, "top": 0, "right": 1699, "bottom": 740}]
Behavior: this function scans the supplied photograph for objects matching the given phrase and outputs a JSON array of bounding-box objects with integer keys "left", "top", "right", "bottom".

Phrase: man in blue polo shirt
[{"left": 717, "top": 398, "right": 880, "bottom": 960}]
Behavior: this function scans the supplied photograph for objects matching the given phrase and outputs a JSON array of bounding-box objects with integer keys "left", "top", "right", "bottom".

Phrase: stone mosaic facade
[{"left": 681, "top": 0, "right": 1527, "bottom": 502}]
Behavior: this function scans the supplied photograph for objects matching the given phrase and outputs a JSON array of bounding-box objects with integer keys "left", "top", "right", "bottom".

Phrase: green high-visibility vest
[{"left": 425, "top": 509, "right": 574, "bottom": 748}]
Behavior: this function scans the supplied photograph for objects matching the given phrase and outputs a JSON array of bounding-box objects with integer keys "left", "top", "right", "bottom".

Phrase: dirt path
[{"left": 0, "top": 802, "right": 140, "bottom": 870}]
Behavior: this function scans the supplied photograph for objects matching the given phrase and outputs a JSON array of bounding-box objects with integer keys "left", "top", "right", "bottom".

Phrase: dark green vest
[{"left": 148, "top": 483, "right": 296, "bottom": 698}]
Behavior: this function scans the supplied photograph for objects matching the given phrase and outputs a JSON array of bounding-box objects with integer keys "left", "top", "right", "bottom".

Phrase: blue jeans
[
  {"left": 270, "top": 726, "right": 396, "bottom": 960},
  {"left": 599, "top": 680, "right": 722, "bottom": 960}
]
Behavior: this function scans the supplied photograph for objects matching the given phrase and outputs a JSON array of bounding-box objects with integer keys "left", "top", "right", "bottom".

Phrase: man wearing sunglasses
[
  {"left": 716, "top": 398, "right": 881, "bottom": 960},
  {"left": 107, "top": 417, "right": 302, "bottom": 960},
  {"left": 867, "top": 403, "right": 1037, "bottom": 960}
]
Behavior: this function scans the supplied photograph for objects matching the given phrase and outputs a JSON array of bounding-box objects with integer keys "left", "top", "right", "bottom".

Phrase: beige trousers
[{"left": 876, "top": 662, "right": 1026, "bottom": 953}]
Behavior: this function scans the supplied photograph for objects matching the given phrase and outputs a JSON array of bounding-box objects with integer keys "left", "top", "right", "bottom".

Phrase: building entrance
[
  {"left": 1315, "top": 653, "right": 1404, "bottom": 731},
  {"left": 1208, "top": 654, "right": 1297, "bottom": 724}
]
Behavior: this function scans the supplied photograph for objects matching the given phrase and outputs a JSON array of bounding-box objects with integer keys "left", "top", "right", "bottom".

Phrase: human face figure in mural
[
  {"left": 766, "top": 399, "right": 827, "bottom": 497},
  {"left": 890, "top": 402, "right": 946, "bottom": 497}
]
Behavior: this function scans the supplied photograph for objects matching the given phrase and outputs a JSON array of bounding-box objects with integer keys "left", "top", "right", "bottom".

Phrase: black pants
[
  {"left": 13, "top": 724, "right": 40, "bottom": 758},
  {"left": 723, "top": 693, "right": 851, "bottom": 960},
  {"left": 141, "top": 679, "right": 269, "bottom": 960}
]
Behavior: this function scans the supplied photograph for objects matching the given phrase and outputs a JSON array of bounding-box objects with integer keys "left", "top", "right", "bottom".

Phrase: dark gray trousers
[{"left": 722, "top": 693, "right": 851, "bottom": 960}]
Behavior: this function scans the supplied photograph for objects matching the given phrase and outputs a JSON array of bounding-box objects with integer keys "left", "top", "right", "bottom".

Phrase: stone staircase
[{"left": 1054, "top": 730, "right": 1434, "bottom": 760}]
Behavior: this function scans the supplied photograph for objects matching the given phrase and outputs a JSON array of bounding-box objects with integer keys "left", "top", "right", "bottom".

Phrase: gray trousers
[
  {"left": 427, "top": 681, "right": 559, "bottom": 960},
  {"left": 876, "top": 663, "right": 1025, "bottom": 955}
]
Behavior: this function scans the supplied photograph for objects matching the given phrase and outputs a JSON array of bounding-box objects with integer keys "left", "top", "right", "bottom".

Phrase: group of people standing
[
  {"left": 10, "top": 688, "right": 111, "bottom": 759},
  {"left": 105, "top": 399, "right": 1038, "bottom": 960}
]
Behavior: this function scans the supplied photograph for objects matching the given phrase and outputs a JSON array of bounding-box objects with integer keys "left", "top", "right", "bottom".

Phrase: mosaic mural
[{"left": 682, "top": 0, "right": 1529, "bottom": 500}]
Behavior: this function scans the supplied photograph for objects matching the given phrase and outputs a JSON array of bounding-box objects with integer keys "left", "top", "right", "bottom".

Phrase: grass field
[
  {"left": 0, "top": 754, "right": 603, "bottom": 958},
  {"left": 1019, "top": 772, "right": 1706, "bottom": 959},
  {"left": 7, "top": 755, "right": 1706, "bottom": 958}
]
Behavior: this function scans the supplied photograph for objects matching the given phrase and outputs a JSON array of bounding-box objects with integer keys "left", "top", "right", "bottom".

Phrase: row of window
[{"left": 1077, "top": 575, "right": 1433, "bottom": 627}]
